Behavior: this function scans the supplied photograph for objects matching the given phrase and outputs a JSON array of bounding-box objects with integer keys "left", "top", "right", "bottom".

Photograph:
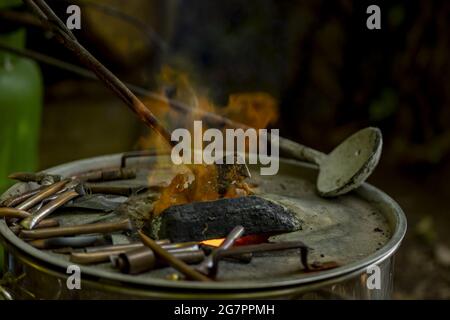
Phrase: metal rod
[
  {"left": 8, "top": 172, "right": 61, "bottom": 184},
  {"left": 200, "top": 244, "right": 252, "bottom": 264},
  {"left": 83, "top": 240, "right": 170, "bottom": 253},
  {"left": 20, "top": 189, "right": 80, "bottom": 230},
  {"left": 196, "top": 226, "right": 244, "bottom": 276},
  {"left": 216, "top": 241, "right": 310, "bottom": 270},
  {"left": 71, "top": 244, "right": 200, "bottom": 265},
  {"left": 83, "top": 183, "right": 149, "bottom": 196},
  {"left": 73, "top": 168, "right": 136, "bottom": 182},
  {"left": 138, "top": 230, "right": 211, "bottom": 281},
  {"left": 0, "top": 208, "right": 31, "bottom": 219},
  {"left": 115, "top": 247, "right": 205, "bottom": 274},
  {"left": 9, "top": 219, "right": 60, "bottom": 235},
  {"left": 19, "top": 219, "right": 133, "bottom": 239},
  {"left": 1, "top": 187, "right": 43, "bottom": 208},
  {"left": 28, "top": 235, "right": 103, "bottom": 249},
  {"left": 15, "top": 179, "right": 69, "bottom": 211},
  {"left": 84, "top": 241, "right": 197, "bottom": 253}
]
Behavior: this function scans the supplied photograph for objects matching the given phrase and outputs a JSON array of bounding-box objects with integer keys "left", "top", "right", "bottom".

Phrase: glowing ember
[
  {"left": 201, "top": 238, "right": 224, "bottom": 247},
  {"left": 201, "top": 235, "right": 269, "bottom": 248},
  {"left": 140, "top": 66, "right": 279, "bottom": 216}
]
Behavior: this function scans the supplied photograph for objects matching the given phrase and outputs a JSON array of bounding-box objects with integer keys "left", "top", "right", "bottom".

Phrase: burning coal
[{"left": 139, "top": 67, "right": 281, "bottom": 215}]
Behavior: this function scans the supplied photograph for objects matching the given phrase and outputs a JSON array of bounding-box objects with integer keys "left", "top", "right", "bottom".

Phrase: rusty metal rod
[
  {"left": 200, "top": 244, "right": 253, "bottom": 264},
  {"left": 196, "top": 226, "right": 244, "bottom": 276},
  {"left": 20, "top": 189, "right": 81, "bottom": 230},
  {"left": 1, "top": 187, "right": 43, "bottom": 208},
  {"left": 138, "top": 230, "right": 211, "bottom": 281},
  {"left": 84, "top": 241, "right": 196, "bottom": 253},
  {"left": 8, "top": 172, "right": 61, "bottom": 184},
  {"left": 73, "top": 168, "right": 136, "bottom": 182},
  {"left": 83, "top": 240, "right": 170, "bottom": 253},
  {"left": 9, "top": 219, "right": 60, "bottom": 234},
  {"left": 28, "top": 235, "right": 103, "bottom": 249},
  {"left": 115, "top": 248, "right": 205, "bottom": 274},
  {"left": 71, "top": 243, "right": 200, "bottom": 265},
  {"left": 0, "top": 208, "right": 31, "bottom": 219},
  {"left": 20, "top": 219, "right": 133, "bottom": 239},
  {"left": 15, "top": 179, "right": 69, "bottom": 211}
]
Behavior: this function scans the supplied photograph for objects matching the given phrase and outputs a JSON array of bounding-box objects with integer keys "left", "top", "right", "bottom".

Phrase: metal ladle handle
[{"left": 278, "top": 136, "right": 326, "bottom": 165}]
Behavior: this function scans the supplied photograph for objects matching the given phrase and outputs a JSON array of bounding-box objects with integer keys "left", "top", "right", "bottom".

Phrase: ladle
[{"left": 280, "top": 127, "right": 382, "bottom": 197}]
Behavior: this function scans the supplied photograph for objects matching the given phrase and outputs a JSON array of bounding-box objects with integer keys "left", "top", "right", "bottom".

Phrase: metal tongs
[{"left": 196, "top": 226, "right": 245, "bottom": 277}]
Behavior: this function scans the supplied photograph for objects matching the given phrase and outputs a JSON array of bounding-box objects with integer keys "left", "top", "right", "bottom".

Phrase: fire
[
  {"left": 153, "top": 164, "right": 220, "bottom": 215},
  {"left": 139, "top": 66, "right": 279, "bottom": 149},
  {"left": 139, "top": 66, "right": 279, "bottom": 216},
  {"left": 201, "top": 238, "right": 224, "bottom": 247},
  {"left": 153, "top": 163, "right": 251, "bottom": 215},
  {"left": 222, "top": 92, "right": 279, "bottom": 130}
]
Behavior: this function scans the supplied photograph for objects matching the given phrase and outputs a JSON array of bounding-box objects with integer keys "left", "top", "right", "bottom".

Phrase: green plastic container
[
  {"left": 0, "top": 23, "right": 42, "bottom": 191},
  {"left": 0, "top": 0, "right": 43, "bottom": 274}
]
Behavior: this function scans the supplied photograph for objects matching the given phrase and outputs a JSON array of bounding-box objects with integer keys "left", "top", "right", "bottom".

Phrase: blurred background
[{"left": 1, "top": 0, "right": 449, "bottom": 298}]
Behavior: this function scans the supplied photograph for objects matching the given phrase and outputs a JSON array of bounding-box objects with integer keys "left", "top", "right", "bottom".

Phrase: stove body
[{"left": 0, "top": 153, "right": 406, "bottom": 299}]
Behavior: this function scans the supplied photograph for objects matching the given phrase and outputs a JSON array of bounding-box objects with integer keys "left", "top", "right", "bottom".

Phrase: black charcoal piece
[{"left": 148, "top": 196, "right": 302, "bottom": 242}]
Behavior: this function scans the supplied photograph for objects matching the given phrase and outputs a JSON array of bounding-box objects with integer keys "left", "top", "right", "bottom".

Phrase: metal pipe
[
  {"left": 83, "top": 183, "right": 149, "bottom": 196},
  {"left": 28, "top": 235, "right": 105, "bottom": 249},
  {"left": 84, "top": 241, "right": 196, "bottom": 253},
  {"left": 9, "top": 218, "right": 60, "bottom": 235},
  {"left": 19, "top": 219, "right": 133, "bottom": 239},
  {"left": 201, "top": 244, "right": 252, "bottom": 264},
  {"left": 0, "top": 208, "right": 31, "bottom": 219},
  {"left": 20, "top": 189, "right": 80, "bottom": 230},
  {"left": 74, "top": 168, "right": 136, "bottom": 182},
  {"left": 138, "top": 230, "right": 211, "bottom": 281},
  {"left": 114, "top": 247, "right": 205, "bottom": 274},
  {"left": 7, "top": 172, "right": 61, "bottom": 184},
  {"left": 71, "top": 244, "right": 200, "bottom": 265},
  {"left": 1, "top": 187, "right": 43, "bottom": 207},
  {"left": 15, "top": 179, "right": 69, "bottom": 211}
]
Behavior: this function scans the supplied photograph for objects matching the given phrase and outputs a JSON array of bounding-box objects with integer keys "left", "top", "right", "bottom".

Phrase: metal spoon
[{"left": 280, "top": 127, "right": 382, "bottom": 197}]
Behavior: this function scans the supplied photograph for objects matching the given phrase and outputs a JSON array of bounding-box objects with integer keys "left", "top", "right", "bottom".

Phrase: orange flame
[
  {"left": 201, "top": 238, "right": 224, "bottom": 247},
  {"left": 139, "top": 66, "right": 279, "bottom": 215}
]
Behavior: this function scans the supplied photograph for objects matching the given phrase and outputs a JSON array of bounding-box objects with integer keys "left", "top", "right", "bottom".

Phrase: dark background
[{"left": 14, "top": 0, "right": 450, "bottom": 298}]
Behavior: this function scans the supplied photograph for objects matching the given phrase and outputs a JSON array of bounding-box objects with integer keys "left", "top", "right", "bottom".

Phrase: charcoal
[{"left": 148, "top": 195, "right": 302, "bottom": 242}]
